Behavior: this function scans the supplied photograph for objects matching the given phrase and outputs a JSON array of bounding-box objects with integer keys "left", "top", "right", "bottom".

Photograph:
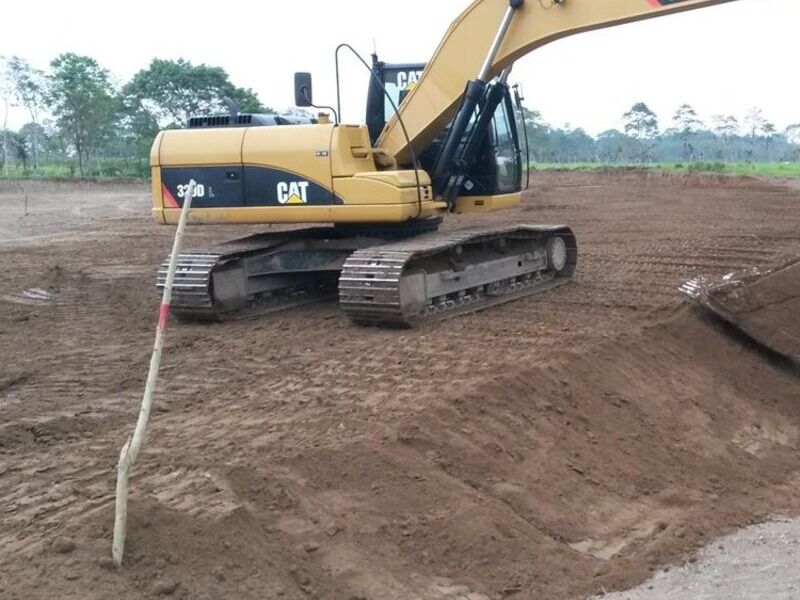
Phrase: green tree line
[
  {"left": 1, "top": 53, "right": 273, "bottom": 177},
  {"left": 521, "top": 102, "right": 800, "bottom": 165},
  {"left": 2, "top": 54, "right": 798, "bottom": 178}
]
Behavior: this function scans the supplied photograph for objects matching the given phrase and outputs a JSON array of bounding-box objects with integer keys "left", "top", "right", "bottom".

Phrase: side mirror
[{"left": 294, "top": 72, "right": 313, "bottom": 107}]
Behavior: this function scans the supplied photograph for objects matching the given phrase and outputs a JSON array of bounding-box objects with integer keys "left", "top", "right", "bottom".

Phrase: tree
[
  {"left": 623, "top": 102, "right": 659, "bottom": 161},
  {"left": 4, "top": 56, "right": 45, "bottom": 171},
  {"left": 710, "top": 115, "right": 740, "bottom": 161},
  {"left": 520, "top": 106, "right": 554, "bottom": 163},
  {"left": 41, "top": 118, "right": 72, "bottom": 167},
  {"left": 596, "top": 129, "right": 635, "bottom": 163},
  {"left": 9, "top": 130, "right": 29, "bottom": 173},
  {"left": 672, "top": 103, "right": 703, "bottom": 161},
  {"left": 0, "top": 57, "right": 10, "bottom": 177},
  {"left": 1, "top": 107, "right": 8, "bottom": 177},
  {"left": 552, "top": 127, "right": 595, "bottom": 162},
  {"left": 18, "top": 122, "right": 46, "bottom": 165},
  {"left": 623, "top": 102, "right": 659, "bottom": 140},
  {"left": 786, "top": 124, "right": 800, "bottom": 161},
  {"left": 712, "top": 115, "right": 739, "bottom": 138},
  {"left": 745, "top": 108, "right": 771, "bottom": 138},
  {"left": 762, "top": 121, "right": 777, "bottom": 158},
  {"left": 116, "top": 95, "right": 160, "bottom": 162},
  {"left": 786, "top": 124, "right": 800, "bottom": 146},
  {"left": 46, "top": 53, "right": 116, "bottom": 176},
  {"left": 0, "top": 128, "right": 30, "bottom": 173},
  {"left": 123, "top": 58, "right": 270, "bottom": 128},
  {"left": 744, "top": 107, "right": 774, "bottom": 160}
]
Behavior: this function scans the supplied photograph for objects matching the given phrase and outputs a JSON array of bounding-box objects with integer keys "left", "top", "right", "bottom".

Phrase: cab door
[
  {"left": 458, "top": 93, "right": 522, "bottom": 197},
  {"left": 490, "top": 96, "right": 523, "bottom": 194}
]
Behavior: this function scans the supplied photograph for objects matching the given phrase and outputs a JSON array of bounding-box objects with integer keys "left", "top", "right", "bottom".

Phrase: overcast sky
[{"left": 2, "top": 0, "right": 798, "bottom": 135}]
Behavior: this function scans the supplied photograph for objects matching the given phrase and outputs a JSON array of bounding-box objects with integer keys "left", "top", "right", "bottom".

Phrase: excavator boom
[{"left": 378, "top": 0, "right": 737, "bottom": 165}]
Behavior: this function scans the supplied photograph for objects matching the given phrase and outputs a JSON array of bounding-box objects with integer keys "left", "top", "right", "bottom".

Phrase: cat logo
[
  {"left": 396, "top": 70, "right": 423, "bottom": 90},
  {"left": 277, "top": 181, "right": 310, "bottom": 205}
]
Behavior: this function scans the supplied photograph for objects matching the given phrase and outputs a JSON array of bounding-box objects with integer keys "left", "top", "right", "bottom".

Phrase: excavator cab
[{"left": 365, "top": 56, "right": 524, "bottom": 212}]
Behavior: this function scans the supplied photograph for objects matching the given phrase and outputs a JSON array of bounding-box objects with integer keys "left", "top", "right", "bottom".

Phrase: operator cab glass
[
  {"left": 380, "top": 65, "right": 425, "bottom": 122},
  {"left": 469, "top": 94, "right": 522, "bottom": 195},
  {"left": 366, "top": 59, "right": 523, "bottom": 199},
  {"left": 365, "top": 60, "right": 427, "bottom": 143}
]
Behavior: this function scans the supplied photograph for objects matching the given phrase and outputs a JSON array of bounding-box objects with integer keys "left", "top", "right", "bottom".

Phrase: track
[
  {"left": 159, "top": 222, "right": 577, "bottom": 326},
  {"left": 340, "top": 224, "right": 576, "bottom": 325},
  {"left": 157, "top": 222, "right": 446, "bottom": 321},
  {"left": 156, "top": 228, "right": 349, "bottom": 319}
]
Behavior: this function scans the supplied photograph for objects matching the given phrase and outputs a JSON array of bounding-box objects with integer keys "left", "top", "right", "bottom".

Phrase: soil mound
[
  {"left": 683, "top": 259, "right": 800, "bottom": 365},
  {"left": 4, "top": 309, "right": 800, "bottom": 600}
]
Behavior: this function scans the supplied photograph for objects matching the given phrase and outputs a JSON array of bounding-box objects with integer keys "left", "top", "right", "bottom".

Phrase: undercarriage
[{"left": 157, "top": 221, "right": 577, "bottom": 326}]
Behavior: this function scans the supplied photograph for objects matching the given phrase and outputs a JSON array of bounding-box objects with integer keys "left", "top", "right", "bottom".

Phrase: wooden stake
[{"left": 112, "top": 179, "right": 196, "bottom": 566}]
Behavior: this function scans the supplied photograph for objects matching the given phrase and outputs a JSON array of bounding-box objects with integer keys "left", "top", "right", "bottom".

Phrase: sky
[{"left": 1, "top": 0, "right": 798, "bottom": 135}]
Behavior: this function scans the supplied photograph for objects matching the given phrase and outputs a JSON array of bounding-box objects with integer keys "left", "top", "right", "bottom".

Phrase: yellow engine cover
[{"left": 150, "top": 123, "right": 443, "bottom": 225}]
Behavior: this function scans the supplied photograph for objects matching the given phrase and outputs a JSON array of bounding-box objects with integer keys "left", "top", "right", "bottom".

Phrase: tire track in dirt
[{"left": 277, "top": 309, "right": 800, "bottom": 598}]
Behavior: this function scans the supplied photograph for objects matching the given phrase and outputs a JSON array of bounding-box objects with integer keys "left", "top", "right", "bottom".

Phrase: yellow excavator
[{"left": 151, "top": 0, "right": 735, "bottom": 326}]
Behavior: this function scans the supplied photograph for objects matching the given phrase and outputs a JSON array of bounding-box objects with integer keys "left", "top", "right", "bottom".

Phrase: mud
[{"left": 1, "top": 172, "right": 799, "bottom": 600}]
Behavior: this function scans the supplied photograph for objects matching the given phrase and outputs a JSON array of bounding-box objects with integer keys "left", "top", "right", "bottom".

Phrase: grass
[
  {"left": 530, "top": 162, "right": 800, "bottom": 178},
  {"left": 3, "top": 160, "right": 800, "bottom": 181},
  {"left": 0, "top": 159, "right": 149, "bottom": 180}
]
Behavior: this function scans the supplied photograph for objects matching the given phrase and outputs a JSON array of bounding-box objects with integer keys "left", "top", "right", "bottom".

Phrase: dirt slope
[
  {"left": 687, "top": 258, "right": 800, "bottom": 364},
  {"left": 1, "top": 172, "right": 799, "bottom": 600}
]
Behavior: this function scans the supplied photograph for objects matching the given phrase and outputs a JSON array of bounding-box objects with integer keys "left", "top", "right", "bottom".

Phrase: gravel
[{"left": 593, "top": 520, "right": 800, "bottom": 600}]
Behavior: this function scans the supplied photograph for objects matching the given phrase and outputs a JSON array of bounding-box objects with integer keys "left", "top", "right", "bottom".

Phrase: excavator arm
[{"left": 377, "top": 0, "right": 737, "bottom": 165}]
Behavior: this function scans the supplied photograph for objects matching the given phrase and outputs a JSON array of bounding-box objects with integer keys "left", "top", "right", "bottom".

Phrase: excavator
[{"left": 151, "top": 0, "right": 736, "bottom": 326}]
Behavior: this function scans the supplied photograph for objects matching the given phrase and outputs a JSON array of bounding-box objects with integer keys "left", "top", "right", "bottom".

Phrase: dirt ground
[{"left": 1, "top": 172, "right": 799, "bottom": 600}]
